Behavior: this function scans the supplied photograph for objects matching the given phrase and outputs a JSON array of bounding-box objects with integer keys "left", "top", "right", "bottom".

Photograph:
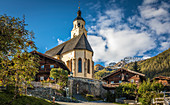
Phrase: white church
[{"left": 45, "top": 8, "right": 94, "bottom": 79}]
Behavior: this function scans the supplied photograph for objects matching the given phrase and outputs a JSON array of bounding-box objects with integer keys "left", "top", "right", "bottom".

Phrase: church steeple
[
  {"left": 77, "top": 7, "right": 81, "bottom": 17},
  {"left": 71, "top": 7, "right": 87, "bottom": 38}
]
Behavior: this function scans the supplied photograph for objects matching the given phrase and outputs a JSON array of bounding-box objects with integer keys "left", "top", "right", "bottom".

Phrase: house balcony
[{"left": 102, "top": 83, "right": 120, "bottom": 89}]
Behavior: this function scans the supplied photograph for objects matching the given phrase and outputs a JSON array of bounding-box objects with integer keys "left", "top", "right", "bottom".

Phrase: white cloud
[
  {"left": 87, "top": 8, "right": 156, "bottom": 65},
  {"left": 160, "top": 42, "right": 170, "bottom": 50},
  {"left": 143, "top": 56, "right": 151, "bottom": 59},
  {"left": 57, "top": 38, "right": 64, "bottom": 45},
  {"left": 143, "top": 0, "right": 158, "bottom": 5},
  {"left": 138, "top": 1, "right": 170, "bottom": 35},
  {"left": 86, "top": 0, "right": 169, "bottom": 65}
]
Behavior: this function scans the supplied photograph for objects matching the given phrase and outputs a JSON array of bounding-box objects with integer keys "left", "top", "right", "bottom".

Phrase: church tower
[
  {"left": 45, "top": 8, "right": 94, "bottom": 79},
  {"left": 71, "top": 8, "right": 87, "bottom": 38}
]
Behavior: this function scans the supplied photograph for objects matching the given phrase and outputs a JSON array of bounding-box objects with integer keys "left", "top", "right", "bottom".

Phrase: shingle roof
[
  {"left": 30, "top": 51, "right": 70, "bottom": 73},
  {"left": 45, "top": 33, "right": 93, "bottom": 56},
  {"left": 102, "top": 68, "right": 145, "bottom": 80}
]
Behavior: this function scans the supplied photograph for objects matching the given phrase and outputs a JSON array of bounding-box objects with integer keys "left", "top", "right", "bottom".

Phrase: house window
[
  {"left": 40, "top": 76, "right": 44, "bottom": 81},
  {"left": 131, "top": 79, "right": 134, "bottom": 83},
  {"left": 87, "top": 59, "right": 90, "bottom": 73},
  {"left": 119, "top": 80, "right": 122, "bottom": 83},
  {"left": 126, "top": 74, "right": 128, "bottom": 77},
  {"left": 41, "top": 65, "right": 44, "bottom": 70},
  {"left": 78, "top": 58, "right": 82, "bottom": 73},
  {"left": 111, "top": 81, "right": 114, "bottom": 84},
  {"left": 78, "top": 23, "right": 80, "bottom": 27},
  {"left": 50, "top": 65, "right": 54, "bottom": 68}
]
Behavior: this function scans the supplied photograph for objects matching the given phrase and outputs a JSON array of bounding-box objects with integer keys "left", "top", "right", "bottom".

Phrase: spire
[
  {"left": 77, "top": 9, "right": 81, "bottom": 17},
  {"left": 77, "top": 1, "right": 81, "bottom": 17}
]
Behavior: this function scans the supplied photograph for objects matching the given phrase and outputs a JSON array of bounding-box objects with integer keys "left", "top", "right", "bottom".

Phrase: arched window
[
  {"left": 78, "top": 23, "right": 80, "bottom": 27},
  {"left": 78, "top": 58, "right": 82, "bottom": 73},
  {"left": 87, "top": 59, "right": 90, "bottom": 73},
  {"left": 70, "top": 60, "right": 72, "bottom": 72}
]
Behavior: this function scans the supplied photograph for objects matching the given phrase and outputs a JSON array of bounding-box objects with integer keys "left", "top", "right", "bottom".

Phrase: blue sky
[{"left": 0, "top": 0, "right": 170, "bottom": 66}]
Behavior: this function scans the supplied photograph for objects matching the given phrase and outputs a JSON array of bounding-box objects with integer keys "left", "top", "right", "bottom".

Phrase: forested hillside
[{"left": 124, "top": 48, "right": 170, "bottom": 79}]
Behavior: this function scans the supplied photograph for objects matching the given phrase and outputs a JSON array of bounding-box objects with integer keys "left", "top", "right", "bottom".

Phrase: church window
[
  {"left": 87, "top": 59, "right": 90, "bottom": 73},
  {"left": 70, "top": 60, "right": 72, "bottom": 72},
  {"left": 78, "top": 23, "right": 80, "bottom": 27},
  {"left": 82, "top": 25, "right": 83, "bottom": 28},
  {"left": 78, "top": 58, "right": 82, "bottom": 73}
]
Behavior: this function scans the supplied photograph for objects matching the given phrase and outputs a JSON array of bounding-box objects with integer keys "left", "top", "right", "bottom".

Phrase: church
[{"left": 45, "top": 8, "right": 94, "bottom": 79}]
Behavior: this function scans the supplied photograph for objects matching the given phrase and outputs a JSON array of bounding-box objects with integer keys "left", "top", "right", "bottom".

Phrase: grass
[{"left": 0, "top": 90, "right": 59, "bottom": 105}]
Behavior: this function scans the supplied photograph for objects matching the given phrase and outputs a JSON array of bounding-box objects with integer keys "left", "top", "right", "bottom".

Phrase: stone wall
[
  {"left": 68, "top": 77, "right": 107, "bottom": 98},
  {"left": 27, "top": 87, "right": 79, "bottom": 102}
]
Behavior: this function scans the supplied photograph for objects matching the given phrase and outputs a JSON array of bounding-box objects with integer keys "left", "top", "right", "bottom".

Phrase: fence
[{"left": 31, "top": 82, "right": 60, "bottom": 90}]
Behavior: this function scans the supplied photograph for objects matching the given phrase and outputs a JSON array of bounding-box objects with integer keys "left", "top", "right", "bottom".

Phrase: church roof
[{"left": 45, "top": 33, "right": 93, "bottom": 56}]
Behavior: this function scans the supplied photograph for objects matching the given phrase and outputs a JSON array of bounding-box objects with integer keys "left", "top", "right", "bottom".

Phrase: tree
[
  {"left": 50, "top": 68, "right": 68, "bottom": 89},
  {"left": 94, "top": 69, "right": 114, "bottom": 80},
  {"left": 132, "top": 61, "right": 140, "bottom": 72},
  {"left": 138, "top": 79, "right": 164, "bottom": 105},
  {"left": 0, "top": 14, "right": 39, "bottom": 104},
  {"left": 115, "top": 83, "right": 137, "bottom": 99}
]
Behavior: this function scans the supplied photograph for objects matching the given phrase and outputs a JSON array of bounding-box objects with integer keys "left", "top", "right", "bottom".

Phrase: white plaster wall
[
  {"left": 71, "top": 20, "right": 87, "bottom": 38},
  {"left": 60, "top": 51, "right": 75, "bottom": 64}
]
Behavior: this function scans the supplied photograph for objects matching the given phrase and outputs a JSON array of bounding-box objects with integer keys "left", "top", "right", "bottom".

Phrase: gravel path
[{"left": 56, "top": 101, "right": 120, "bottom": 105}]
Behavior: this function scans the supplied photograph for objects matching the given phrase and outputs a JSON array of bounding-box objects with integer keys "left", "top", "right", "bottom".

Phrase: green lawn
[{"left": 0, "top": 91, "right": 59, "bottom": 105}]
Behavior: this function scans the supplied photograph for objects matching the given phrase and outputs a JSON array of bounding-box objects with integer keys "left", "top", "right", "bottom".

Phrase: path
[
  {"left": 56, "top": 101, "right": 120, "bottom": 105},
  {"left": 73, "top": 94, "right": 88, "bottom": 102}
]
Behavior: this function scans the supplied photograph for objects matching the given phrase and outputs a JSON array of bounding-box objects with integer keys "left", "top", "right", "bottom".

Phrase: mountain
[
  {"left": 107, "top": 61, "right": 127, "bottom": 69},
  {"left": 124, "top": 48, "right": 170, "bottom": 79},
  {"left": 94, "top": 64, "right": 105, "bottom": 72}
]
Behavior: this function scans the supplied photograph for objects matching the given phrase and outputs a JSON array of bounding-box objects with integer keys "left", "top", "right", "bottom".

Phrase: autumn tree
[{"left": 0, "top": 14, "right": 39, "bottom": 104}]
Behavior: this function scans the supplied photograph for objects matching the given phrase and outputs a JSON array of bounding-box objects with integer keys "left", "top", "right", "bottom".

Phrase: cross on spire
[{"left": 78, "top": 1, "right": 80, "bottom": 10}]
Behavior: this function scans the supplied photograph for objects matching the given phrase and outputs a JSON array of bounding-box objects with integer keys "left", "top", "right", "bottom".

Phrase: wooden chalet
[
  {"left": 102, "top": 68, "right": 145, "bottom": 90},
  {"left": 151, "top": 76, "right": 170, "bottom": 90},
  {"left": 31, "top": 51, "right": 70, "bottom": 81}
]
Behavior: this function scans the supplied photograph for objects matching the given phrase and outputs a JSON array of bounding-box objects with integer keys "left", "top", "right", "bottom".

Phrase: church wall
[
  {"left": 75, "top": 50, "right": 93, "bottom": 78},
  {"left": 75, "top": 50, "right": 85, "bottom": 77},
  {"left": 85, "top": 50, "right": 93, "bottom": 78},
  {"left": 60, "top": 51, "right": 74, "bottom": 63}
]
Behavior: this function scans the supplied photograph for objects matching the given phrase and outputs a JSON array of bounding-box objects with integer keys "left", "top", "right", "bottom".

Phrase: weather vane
[{"left": 78, "top": 1, "right": 80, "bottom": 9}]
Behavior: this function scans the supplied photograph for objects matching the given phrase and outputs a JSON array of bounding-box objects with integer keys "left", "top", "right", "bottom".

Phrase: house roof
[
  {"left": 102, "top": 68, "right": 145, "bottom": 80},
  {"left": 30, "top": 51, "right": 70, "bottom": 73},
  {"left": 45, "top": 33, "right": 93, "bottom": 56},
  {"left": 151, "top": 76, "right": 170, "bottom": 81}
]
